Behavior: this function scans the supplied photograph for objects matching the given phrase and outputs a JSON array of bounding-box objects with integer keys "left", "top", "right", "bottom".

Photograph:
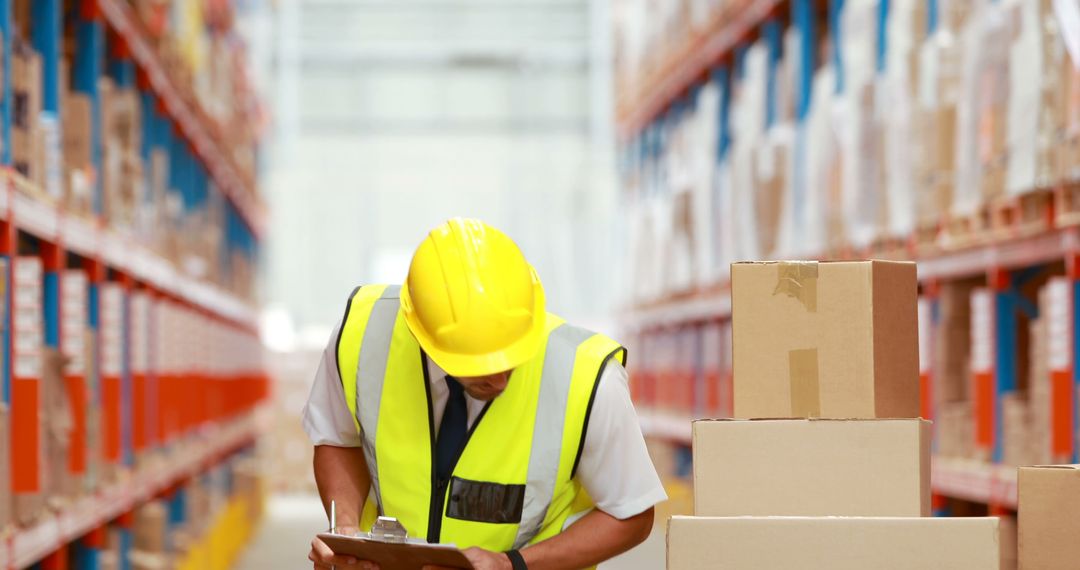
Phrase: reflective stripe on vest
[
  {"left": 335, "top": 284, "right": 625, "bottom": 552},
  {"left": 512, "top": 323, "right": 594, "bottom": 548}
]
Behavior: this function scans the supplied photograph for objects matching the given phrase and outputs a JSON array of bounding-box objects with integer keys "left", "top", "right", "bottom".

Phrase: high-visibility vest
[{"left": 336, "top": 284, "right": 626, "bottom": 552}]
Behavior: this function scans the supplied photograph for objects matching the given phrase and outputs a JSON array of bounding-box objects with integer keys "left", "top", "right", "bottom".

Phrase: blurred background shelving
[
  {"left": 0, "top": 0, "right": 270, "bottom": 568},
  {"left": 613, "top": 0, "right": 1080, "bottom": 521},
  {"left": 0, "top": 0, "right": 1072, "bottom": 567}
]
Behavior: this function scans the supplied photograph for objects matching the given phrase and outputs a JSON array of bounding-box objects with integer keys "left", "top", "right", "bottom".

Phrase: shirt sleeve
[
  {"left": 576, "top": 360, "right": 667, "bottom": 520},
  {"left": 302, "top": 320, "right": 364, "bottom": 447}
]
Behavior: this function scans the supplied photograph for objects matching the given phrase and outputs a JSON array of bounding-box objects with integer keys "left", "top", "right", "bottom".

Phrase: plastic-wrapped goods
[
  {"left": 781, "top": 65, "right": 838, "bottom": 256},
  {"left": 712, "top": 155, "right": 735, "bottom": 282},
  {"left": 729, "top": 44, "right": 769, "bottom": 261},
  {"left": 1007, "top": 0, "right": 1045, "bottom": 194},
  {"left": 914, "top": 20, "right": 962, "bottom": 227},
  {"left": 880, "top": 0, "right": 924, "bottom": 238},
  {"left": 838, "top": 0, "right": 883, "bottom": 248},
  {"left": 754, "top": 124, "right": 794, "bottom": 258},
  {"left": 954, "top": 5, "right": 989, "bottom": 216},
  {"left": 627, "top": 199, "right": 663, "bottom": 303},
  {"left": 955, "top": 3, "right": 1010, "bottom": 214},
  {"left": 1052, "top": 0, "right": 1080, "bottom": 183},
  {"left": 690, "top": 82, "right": 720, "bottom": 287},
  {"left": 665, "top": 108, "right": 697, "bottom": 295},
  {"left": 776, "top": 28, "right": 801, "bottom": 126}
]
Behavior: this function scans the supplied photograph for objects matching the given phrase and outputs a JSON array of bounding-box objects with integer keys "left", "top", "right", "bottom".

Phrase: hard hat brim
[{"left": 400, "top": 280, "right": 548, "bottom": 378}]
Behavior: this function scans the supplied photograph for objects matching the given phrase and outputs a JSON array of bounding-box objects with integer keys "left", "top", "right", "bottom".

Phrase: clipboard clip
[
  {"left": 328, "top": 499, "right": 408, "bottom": 544},
  {"left": 370, "top": 517, "right": 410, "bottom": 543}
]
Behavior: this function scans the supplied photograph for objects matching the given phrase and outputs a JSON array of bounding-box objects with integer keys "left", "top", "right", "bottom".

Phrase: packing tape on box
[
  {"left": 788, "top": 348, "right": 821, "bottom": 417},
  {"left": 773, "top": 261, "right": 818, "bottom": 312}
]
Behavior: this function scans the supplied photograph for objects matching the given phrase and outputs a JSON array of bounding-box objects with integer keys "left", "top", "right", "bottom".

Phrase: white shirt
[{"left": 302, "top": 321, "right": 667, "bottom": 520}]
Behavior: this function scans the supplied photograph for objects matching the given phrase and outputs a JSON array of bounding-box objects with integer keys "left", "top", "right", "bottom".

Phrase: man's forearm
[
  {"left": 313, "top": 445, "right": 371, "bottom": 530},
  {"left": 519, "top": 508, "right": 654, "bottom": 570}
]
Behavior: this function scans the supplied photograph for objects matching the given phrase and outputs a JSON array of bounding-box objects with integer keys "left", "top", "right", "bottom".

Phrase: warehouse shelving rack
[
  {"left": 0, "top": 1, "right": 269, "bottom": 568},
  {"left": 618, "top": 0, "right": 1078, "bottom": 514},
  {"left": 4, "top": 410, "right": 265, "bottom": 569}
]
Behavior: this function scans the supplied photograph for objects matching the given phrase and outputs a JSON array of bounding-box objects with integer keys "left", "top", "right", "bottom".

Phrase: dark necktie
[{"left": 436, "top": 376, "right": 468, "bottom": 482}]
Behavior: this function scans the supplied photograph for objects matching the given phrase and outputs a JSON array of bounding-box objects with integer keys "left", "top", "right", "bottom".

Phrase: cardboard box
[
  {"left": 1018, "top": 465, "right": 1080, "bottom": 568},
  {"left": 0, "top": 403, "right": 10, "bottom": 528},
  {"left": 693, "top": 419, "right": 930, "bottom": 516},
  {"left": 63, "top": 93, "right": 93, "bottom": 172},
  {"left": 731, "top": 260, "right": 919, "bottom": 419},
  {"left": 667, "top": 516, "right": 1002, "bottom": 569},
  {"left": 134, "top": 500, "right": 168, "bottom": 553}
]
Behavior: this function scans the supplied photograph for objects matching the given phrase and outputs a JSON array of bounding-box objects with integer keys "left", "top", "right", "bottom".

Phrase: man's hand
[
  {"left": 309, "top": 536, "right": 380, "bottom": 570},
  {"left": 423, "top": 547, "right": 511, "bottom": 570},
  {"left": 461, "top": 548, "right": 512, "bottom": 570}
]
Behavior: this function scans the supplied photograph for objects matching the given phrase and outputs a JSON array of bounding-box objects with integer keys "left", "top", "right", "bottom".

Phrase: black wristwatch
[{"left": 505, "top": 549, "right": 528, "bottom": 570}]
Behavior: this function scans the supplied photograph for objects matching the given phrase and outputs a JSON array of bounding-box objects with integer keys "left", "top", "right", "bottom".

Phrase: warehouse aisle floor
[{"left": 235, "top": 494, "right": 664, "bottom": 569}]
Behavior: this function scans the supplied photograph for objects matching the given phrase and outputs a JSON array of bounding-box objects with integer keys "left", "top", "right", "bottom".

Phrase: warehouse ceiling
[
  {"left": 290, "top": 0, "right": 591, "bottom": 135},
  {"left": 244, "top": 0, "right": 620, "bottom": 341}
]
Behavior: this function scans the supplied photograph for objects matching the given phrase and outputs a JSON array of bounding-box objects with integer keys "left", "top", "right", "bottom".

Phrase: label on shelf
[
  {"left": 970, "top": 288, "right": 994, "bottom": 373},
  {"left": 14, "top": 257, "right": 42, "bottom": 283},
  {"left": 130, "top": 292, "right": 150, "bottom": 374},
  {"left": 62, "top": 271, "right": 89, "bottom": 376},
  {"left": 100, "top": 284, "right": 124, "bottom": 377},
  {"left": 1046, "top": 278, "right": 1072, "bottom": 370},
  {"left": 40, "top": 112, "right": 62, "bottom": 200}
]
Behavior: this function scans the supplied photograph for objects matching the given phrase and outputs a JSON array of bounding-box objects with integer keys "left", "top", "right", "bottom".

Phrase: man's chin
[{"left": 466, "top": 389, "right": 501, "bottom": 402}]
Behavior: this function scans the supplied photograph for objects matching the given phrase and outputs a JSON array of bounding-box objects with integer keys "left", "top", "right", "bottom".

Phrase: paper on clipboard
[{"left": 317, "top": 517, "right": 474, "bottom": 569}]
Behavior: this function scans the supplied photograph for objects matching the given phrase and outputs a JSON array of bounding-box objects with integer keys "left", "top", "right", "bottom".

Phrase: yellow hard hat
[{"left": 400, "top": 218, "right": 547, "bottom": 377}]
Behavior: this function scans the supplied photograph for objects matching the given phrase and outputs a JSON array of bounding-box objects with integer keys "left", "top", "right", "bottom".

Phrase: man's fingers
[
  {"left": 310, "top": 536, "right": 379, "bottom": 569},
  {"left": 311, "top": 558, "right": 375, "bottom": 570},
  {"left": 311, "top": 538, "right": 336, "bottom": 560}
]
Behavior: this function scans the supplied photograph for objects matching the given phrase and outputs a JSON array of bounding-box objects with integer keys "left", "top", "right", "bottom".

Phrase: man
[{"left": 303, "top": 218, "right": 666, "bottom": 569}]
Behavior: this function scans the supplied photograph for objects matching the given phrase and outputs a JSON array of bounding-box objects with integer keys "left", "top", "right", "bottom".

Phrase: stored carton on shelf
[
  {"left": 0, "top": 403, "right": 9, "bottom": 529},
  {"left": 693, "top": 419, "right": 930, "bottom": 516},
  {"left": 42, "top": 348, "right": 74, "bottom": 504},
  {"left": 1018, "top": 464, "right": 1080, "bottom": 568},
  {"left": 667, "top": 516, "right": 1002, "bottom": 569},
  {"left": 135, "top": 499, "right": 169, "bottom": 554},
  {"left": 731, "top": 260, "right": 919, "bottom": 419}
]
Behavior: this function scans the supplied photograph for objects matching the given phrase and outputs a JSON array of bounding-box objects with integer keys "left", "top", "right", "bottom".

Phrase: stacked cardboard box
[
  {"left": 1018, "top": 465, "right": 1080, "bottom": 568},
  {"left": 669, "top": 260, "right": 1005, "bottom": 569},
  {"left": 731, "top": 261, "right": 919, "bottom": 419}
]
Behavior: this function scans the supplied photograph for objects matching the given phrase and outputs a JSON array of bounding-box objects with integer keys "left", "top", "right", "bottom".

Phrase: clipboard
[{"left": 318, "top": 516, "right": 474, "bottom": 569}]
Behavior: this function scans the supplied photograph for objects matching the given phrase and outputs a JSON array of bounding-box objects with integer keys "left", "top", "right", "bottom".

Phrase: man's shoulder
[
  {"left": 547, "top": 314, "right": 622, "bottom": 346},
  {"left": 344, "top": 284, "right": 404, "bottom": 305},
  {"left": 338, "top": 285, "right": 403, "bottom": 332}
]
